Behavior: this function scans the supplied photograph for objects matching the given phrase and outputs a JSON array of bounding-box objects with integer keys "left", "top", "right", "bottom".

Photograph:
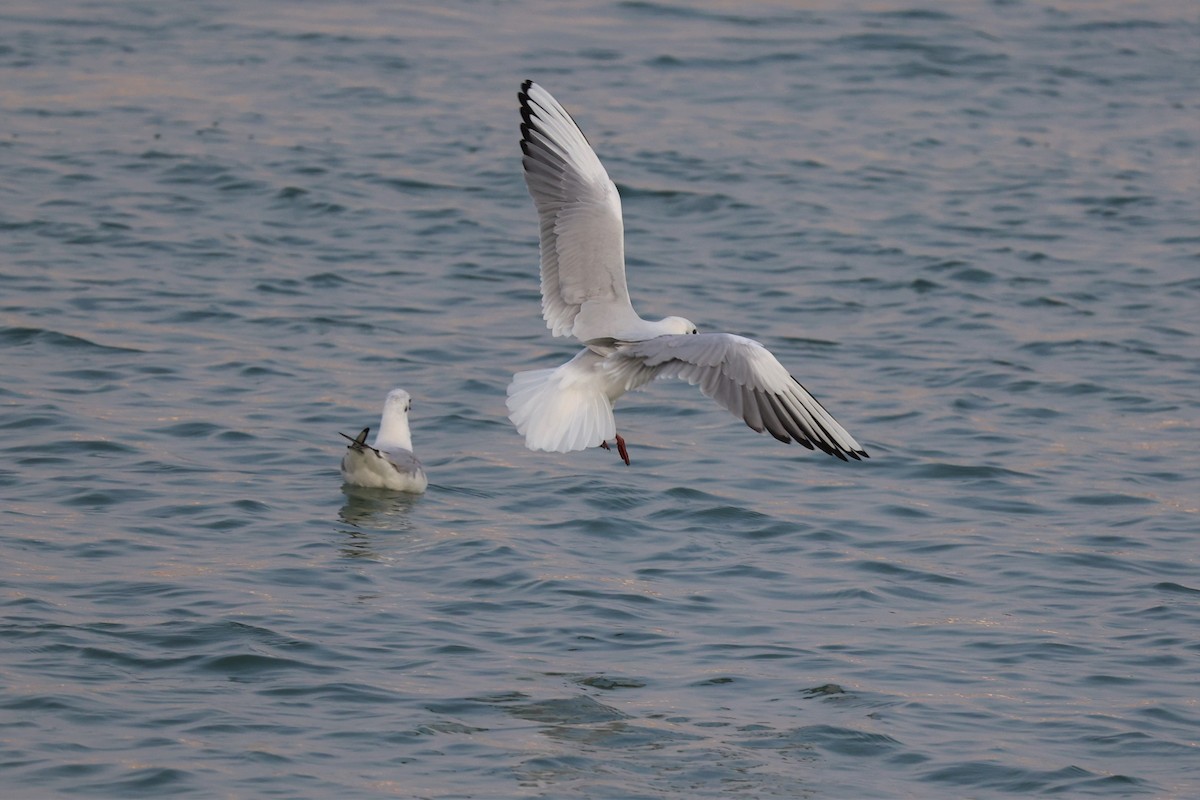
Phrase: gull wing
[
  {"left": 519, "top": 81, "right": 644, "bottom": 342},
  {"left": 340, "top": 427, "right": 374, "bottom": 452},
  {"left": 612, "top": 333, "right": 868, "bottom": 460},
  {"left": 381, "top": 447, "right": 425, "bottom": 480}
]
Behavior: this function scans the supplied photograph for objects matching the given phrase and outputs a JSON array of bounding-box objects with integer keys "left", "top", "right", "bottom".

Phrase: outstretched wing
[
  {"left": 519, "top": 81, "right": 643, "bottom": 342},
  {"left": 611, "top": 333, "right": 868, "bottom": 461}
]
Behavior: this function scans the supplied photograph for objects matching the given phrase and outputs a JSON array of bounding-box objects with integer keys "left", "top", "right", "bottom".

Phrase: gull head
[
  {"left": 658, "top": 316, "right": 699, "bottom": 336},
  {"left": 383, "top": 388, "right": 413, "bottom": 416}
]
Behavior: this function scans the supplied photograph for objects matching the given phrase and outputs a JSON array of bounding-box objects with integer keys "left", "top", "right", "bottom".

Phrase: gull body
[
  {"left": 340, "top": 388, "right": 428, "bottom": 492},
  {"left": 506, "top": 81, "right": 868, "bottom": 465}
]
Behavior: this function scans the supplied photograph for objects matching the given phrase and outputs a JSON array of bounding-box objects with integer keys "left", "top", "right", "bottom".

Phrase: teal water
[{"left": 2, "top": 1, "right": 1199, "bottom": 797}]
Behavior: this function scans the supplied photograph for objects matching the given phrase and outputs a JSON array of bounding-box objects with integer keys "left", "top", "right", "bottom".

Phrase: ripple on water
[{"left": 2, "top": 2, "right": 1198, "bottom": 798}]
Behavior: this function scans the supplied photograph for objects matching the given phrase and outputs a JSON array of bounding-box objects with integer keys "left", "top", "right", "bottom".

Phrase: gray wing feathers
[
  {"left": 383, "top": 448, "right": 424, "bottom": 478},
  {"left": 614, "top": 333, "right": 868, "bottom": 460},
  {"left": 519, "top": 81, "right": 639, "bottom": 341}
]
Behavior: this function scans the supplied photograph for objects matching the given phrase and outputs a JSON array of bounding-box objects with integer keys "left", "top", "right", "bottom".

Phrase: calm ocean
[{"left": 2, "top": 1, "right": 1198, "bottom": 797}]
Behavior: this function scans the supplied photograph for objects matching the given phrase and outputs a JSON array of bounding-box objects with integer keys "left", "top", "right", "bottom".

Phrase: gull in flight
[
  {"left": 506, "top": 81, "right": 868, "bottom": 466},
  {"left": 339, "top": 388, "right": 428, "bottom": 492}
]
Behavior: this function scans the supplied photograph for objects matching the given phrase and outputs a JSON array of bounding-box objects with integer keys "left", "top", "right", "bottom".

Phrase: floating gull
[
  {"left": 506, "top": 81, "right": 868, "bottom": 466},
  {"left": 339, "top": 388, "right": 428, "bottom": 492}
]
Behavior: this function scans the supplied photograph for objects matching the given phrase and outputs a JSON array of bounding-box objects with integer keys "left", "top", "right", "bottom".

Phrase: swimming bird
[
  {"left": 506, "top": 81, "right": 868, "bottom": 466},
  {"left": 339, "top": 388, "right": 428, "bottom": 492}
]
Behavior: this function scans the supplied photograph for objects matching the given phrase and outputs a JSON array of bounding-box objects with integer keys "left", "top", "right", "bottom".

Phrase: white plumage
[
  {"left": 507, "top": 81, "right": 868, "bottom": 465},
  {"left": 340, "top": 388, "right": 428, "bottom": 492}
]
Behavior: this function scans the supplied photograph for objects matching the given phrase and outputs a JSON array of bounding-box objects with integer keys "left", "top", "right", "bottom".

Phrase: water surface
[{"left": 2, "top": 1, "right": 1198, "bottom": 797}]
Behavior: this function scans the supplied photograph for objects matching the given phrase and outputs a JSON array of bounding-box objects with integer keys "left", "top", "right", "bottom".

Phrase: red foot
[{"left": 599, "top": 436, "right": 632, "bottom": 466}]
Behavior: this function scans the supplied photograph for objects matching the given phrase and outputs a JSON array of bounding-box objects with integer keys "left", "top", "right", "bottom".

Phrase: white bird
[
  {"left": 506, "top": 81, "right": 868, "bottom": 466},
  {"left": 339, "top": 388, "right": 428, "bottom": 492}
]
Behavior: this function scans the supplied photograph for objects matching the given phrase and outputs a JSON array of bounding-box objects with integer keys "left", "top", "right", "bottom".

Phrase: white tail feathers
[{"left": 506, "top": 352, "right": 616, "bottom": 453}]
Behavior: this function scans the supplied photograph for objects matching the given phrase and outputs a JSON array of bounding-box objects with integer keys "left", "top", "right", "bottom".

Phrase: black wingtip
[
  {"left": 516, "top": 81, "right": 594, "bottom": 153},
  {"left": 339, "top": 427, "right": 370, "bottom": 449},
  {"left": 518, "top": 90, "right": 540, "bottom": 149},
  {"left": 518, "top": 81, "right": 535, "bottom": 117}
]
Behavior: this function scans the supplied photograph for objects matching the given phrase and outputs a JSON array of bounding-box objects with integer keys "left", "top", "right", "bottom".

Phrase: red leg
[
  {"left": 615, "top": 433, "right": 630, "bottom": 466},
  {"left": 599, "top": 437, "right": 631, "bottom": 465}
]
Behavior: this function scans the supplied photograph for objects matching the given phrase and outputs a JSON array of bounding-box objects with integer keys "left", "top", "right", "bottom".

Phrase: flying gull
[{"left": 506, "top": 81, "right": 868, "bottom": 466}]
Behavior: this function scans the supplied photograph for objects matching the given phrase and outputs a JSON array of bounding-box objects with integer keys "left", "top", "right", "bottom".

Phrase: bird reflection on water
[{"left": 337, "top": 485, "right": 422, "bottom": 559}]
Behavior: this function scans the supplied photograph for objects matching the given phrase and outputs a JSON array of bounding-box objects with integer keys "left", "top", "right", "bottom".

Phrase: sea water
[{"left": 2, "top": 1, "right": 1198, "bottom": 797}]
